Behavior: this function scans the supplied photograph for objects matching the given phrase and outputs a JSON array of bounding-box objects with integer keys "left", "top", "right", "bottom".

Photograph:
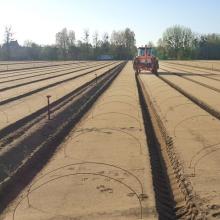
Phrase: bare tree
[
  {"left": 24, "top": 40, "right": 34, "bottom": 47},
  {"left": 4, "top": 25, "right": 14, "bottom": 44},
  {"left": 111, "top": 30, "right": 124, "bottom": 45},
  {"left": 68, "top": 30, "right": 75, "bottom": 47},
  {"left": 56, "top": 28, "right": 69, "bottom": 49},
  {"left": 56, "top": 28, "right": 70, "bottom": 59},
  {"left": 110, "top": 28, "right": 136, "bottom": 59},
  {"left": 83, "top": 29, "right": 89, "bottom": 45},
  {"left": 93, "top": 31, "right": 99, "bottom": 48},
  {"left": 102, "top": 32, "right": 109, "bottom": 43},
  {"left": 4, "top": 25, "right": 14, "bottom": 60}
]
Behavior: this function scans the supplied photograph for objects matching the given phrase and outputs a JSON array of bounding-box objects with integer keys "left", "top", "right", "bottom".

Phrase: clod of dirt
[{"left": 139, "top": 193, "right": 148, "bottom": 200}]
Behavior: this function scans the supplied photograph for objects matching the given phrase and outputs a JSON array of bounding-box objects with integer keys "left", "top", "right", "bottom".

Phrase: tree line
[
  {"left": 0, "top": 26, "right": 136, "bottom": 60},
  {"left": 0, "top": 25, "right": 219, "bottom": 60},
  {"left": 157, "top": 25, "right": 220, "bottom": 60}
]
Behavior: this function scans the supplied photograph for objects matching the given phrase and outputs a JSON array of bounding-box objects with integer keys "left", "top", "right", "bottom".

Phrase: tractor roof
[{"left": 138, "top": 47, "right": 152, "bottom": 49}]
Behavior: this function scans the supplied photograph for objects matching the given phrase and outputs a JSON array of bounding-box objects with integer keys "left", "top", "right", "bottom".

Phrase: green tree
[
  {"left": 161, "top": 25, "right": 195, "bottom": 59},
  {"left": 157, "top": 38, "right": 168, "bottom": 59},
  {"left": 24, "top": 41, "right": 42, "bottom": 60},
  {"left": 198, "top": 34, "right": 220, "bottom": 59}
]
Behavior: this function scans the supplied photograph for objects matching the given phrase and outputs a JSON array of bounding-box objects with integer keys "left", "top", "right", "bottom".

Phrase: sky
[{"left": 0, "top": 0, "right": 219, "bottom": 46}]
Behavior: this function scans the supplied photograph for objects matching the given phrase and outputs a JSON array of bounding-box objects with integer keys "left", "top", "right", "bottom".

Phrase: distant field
[
  {"left": 0, "top": 61, "right": 86, "bottom": 71},
  {"left": 0, "top": 60, "right": 118, "bottom": 131}
]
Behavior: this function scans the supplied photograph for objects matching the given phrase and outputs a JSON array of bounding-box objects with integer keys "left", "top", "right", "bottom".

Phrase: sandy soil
[
  {"left": 0, "top": 61, "right": 84, "bottom": 71},
  {"left": 139, "top": 63, "right": 220, "bottom": 219},
  {"left": 165, "top": 60, "right": 220, "bottom": 71},
  {"left": 0, "top": 62, "right": 86, "bottom": 77},
  {"left": 162, "top": 76, "right": 219, "bottom": 107},
  {"left": 0, "top": 63, "right": 91, "bottom": 87},
  {"left": 0, "top": 61, "right": 108, "bottom": 100},
  {"left": 161, "top": 62, "right": 220, "bottom": 85},
  {"left": 1, "top": 60, "right": 219, "bottom": 219},
  {"left": 0, "top": 61, "right": 118, "bottom": 131},
  {"left": 0, "top": 62, "right": 157, "bottom": 220}
]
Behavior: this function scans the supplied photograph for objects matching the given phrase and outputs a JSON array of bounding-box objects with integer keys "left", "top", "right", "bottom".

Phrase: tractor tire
[
  {"left": 156, "top": 60, "right": 159, "bottom": 69},
  {"left": 135, "top": 68, "right": 140, "bottom": 74},
  {"left": 152, "top": 68, "right": 158, "bottom": 75}
]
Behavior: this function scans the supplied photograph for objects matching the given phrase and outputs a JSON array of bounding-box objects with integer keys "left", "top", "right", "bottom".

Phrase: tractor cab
[{"left": 137, "top": 47, "right": 153, "bottom": 56}]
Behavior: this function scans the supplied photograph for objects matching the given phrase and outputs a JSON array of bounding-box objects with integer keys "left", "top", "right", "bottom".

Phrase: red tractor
[{"left": 133, "top": 46, "right": 159, "bottom": 74}]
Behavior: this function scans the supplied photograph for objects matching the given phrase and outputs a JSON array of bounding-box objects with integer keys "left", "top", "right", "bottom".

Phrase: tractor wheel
[
  {"left": 156, "top": 60, "right": 159, "bottom": 69},
  {"left": 135, "top": 68, "right": 140, "bottom": 74},
  {"left": 152, "top": 68, "right": 158, "bottom": 75}
]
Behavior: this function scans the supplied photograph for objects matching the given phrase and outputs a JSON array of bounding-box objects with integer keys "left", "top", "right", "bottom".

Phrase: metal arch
[
  {"left": 189, "top": 142, "right": 220, "bottom": 168},
  {"left": 109, "top": 87, "right": 138, "bottom": 96},
  {"left": 93, "top": 100, "right": 140, "bottom": 119},
  {"left": 173, "top": 114, "right": 210, "bottom": 137},
  {"left": 66, "top": 127, "right": 143, "bottom": 155},
  {"left": 165, "top": 102, "right": 194, "bottom": 118},
  {"left": 192, "top": 148, "right": 220, "bottom": 176},
  {"left": 13, "top": 173, "right": 143, "bottom": 220},
  {"left": 102, "top": 94, "right": 139, "bottom": 103},
  {"left": 93, "top": 101, "right": 139, "bottom": 114},
  {"left": 82, "top": 112, "right": 142, "bottom": 129},
  {"left": 115, "top": 88, "right": 138, "bottom": 96},
  {"left": 25, "top": 161, "right": 144, "bottom": 208}
]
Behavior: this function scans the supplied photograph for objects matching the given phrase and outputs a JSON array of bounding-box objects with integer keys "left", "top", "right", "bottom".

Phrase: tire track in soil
[{"left": 136, "top": 72, "right": 216, "bottom": 219}]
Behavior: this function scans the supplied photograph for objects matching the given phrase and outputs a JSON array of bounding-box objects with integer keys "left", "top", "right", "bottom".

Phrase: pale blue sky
[{"left": 0, "top": 0, "right": 219, "bottom": 46}]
